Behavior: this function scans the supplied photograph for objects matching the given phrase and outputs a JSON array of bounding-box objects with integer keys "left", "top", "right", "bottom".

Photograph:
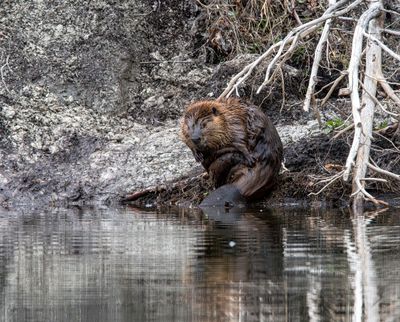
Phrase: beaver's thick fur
[{"left": 181, "top": 98, "right": 283, "bottom": 200}]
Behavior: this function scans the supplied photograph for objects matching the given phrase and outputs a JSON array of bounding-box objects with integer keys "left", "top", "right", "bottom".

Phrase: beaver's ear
[{"left": 211, "top": 106, "right": 219, "bottom": 116}]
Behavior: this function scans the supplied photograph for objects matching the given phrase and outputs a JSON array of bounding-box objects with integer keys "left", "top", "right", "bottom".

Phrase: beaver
[{"left": 181, "top": 98, "right": 283, "bottom": 203}]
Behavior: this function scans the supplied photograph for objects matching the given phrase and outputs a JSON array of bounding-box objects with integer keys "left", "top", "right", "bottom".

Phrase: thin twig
[
  {"left": 382, "top": 8, "right": 400, "bottom": 17},
  {"left": 320, "top": 72, "right": 348, "bottom": 107},
  {"left": 291, "top": 0, "right": 303, "bottom": 25},
  {"left": 374, "top": 126, "right": 400, "bottom": 153},
  {"left": 258, "top": 0, "right": 364, "bottom": 94},
  {"left": 219, "top": 0, "right": 364, "bottom": 99},
  {"left": 304, "top": 0, "right": 336, "bottom": 112},
  {"left": 338, "top": 16, "right": 359, "bottom": 22},
  {"left": 140, "top": 60, "right": 193, "bottom": 65},
  {"left": 359, "top": 78, "right": 399, "bottom": 117},
  {"left": 377, "top": 72, "right": 400, "bottom": 107},
  {"left": 278, "top": 66, "right": 286, "bottom": 113},
  {"left": 362, "top": 30, "right": 400, "bottom": 62},
  {"left": 332, "top": 123, "right": 355, "bottom": 139},
  {"left": 258, "top": 32, "right": 297, "bottom": 93},
  {"left": 309, "top": 170, "right": 344, "bottom": 196},
  {"left": 0, "top": 55, "right": 11, "bottom": 94}
]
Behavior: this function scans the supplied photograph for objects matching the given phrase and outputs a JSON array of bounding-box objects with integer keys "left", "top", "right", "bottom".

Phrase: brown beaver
[{"left": 181, "top": 98, "right": 283, "bottom": 203}]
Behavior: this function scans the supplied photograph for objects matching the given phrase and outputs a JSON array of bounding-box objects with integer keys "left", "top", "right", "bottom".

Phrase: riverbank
[{"left": 1, "top": 1, "right": 398, "bottom": 209}]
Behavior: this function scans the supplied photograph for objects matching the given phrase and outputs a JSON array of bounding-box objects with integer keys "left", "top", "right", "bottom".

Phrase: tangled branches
[{"left": 219, "top": 0, "right": 400, "bottom": 210}]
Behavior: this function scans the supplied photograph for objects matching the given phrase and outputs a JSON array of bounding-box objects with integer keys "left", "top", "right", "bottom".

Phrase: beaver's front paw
[
  {"left": 244, "top": 155, "right": 256, "bottom": 167},
  {"left": 193, "top": 151, "right": 204, "bottom": 163}
]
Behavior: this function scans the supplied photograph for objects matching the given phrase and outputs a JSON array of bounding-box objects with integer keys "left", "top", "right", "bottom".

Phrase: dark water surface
[{"left": 0, "top": 205, "right": 399, "bottom": 322}]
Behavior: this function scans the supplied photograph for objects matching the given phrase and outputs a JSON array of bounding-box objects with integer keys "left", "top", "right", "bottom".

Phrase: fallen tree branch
[
  {"left": 352, "top": 178, "right": 389, "bottom": 207},
  {"left": 122, "top": 186, "right": 166, "bottom": 202},
  {"left": 332, "top": 123, "right": 355, "bottom": 139},
  {"left": 377, "top": 72, "right": 400, "bottom": 107},
  {"left": 320, "top": 72, "right": 348, "bottom": 107},
  {"left": 352, "top": 0, "right": 387, "bottom": 211},
  {"left": 360, "top": 177, "right": 387, "bottom": 182},
  {"left": 218, "top": 39, "right": 294, "bottom": 98},
  {"left": 362, "top": 30, "right": 400, "bottom": 61},
  {"left": 219, "top": 0, "right": 364, "bottom": 99},
  {"left": 343, "top": 2, "right": 383, "bottom": 182},
  {"left": 382, "top": 28, "right": 400, "bottom": 37},
  {"left": 257, "top": 0, "right": 364, "bottom": 94},
  {"left": 359, "top": 79, "right": 399, "bottom": 117},
  {"left": 367, "top": 162, "right": 400, "bottom": 181},
  {"left": 218, "top": 26, "right": 319, "bottom": 98}
]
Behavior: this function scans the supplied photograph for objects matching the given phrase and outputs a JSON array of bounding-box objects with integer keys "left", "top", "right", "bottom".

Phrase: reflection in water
[{"left": 0, "top": 206, "right": 399, "bottom": 321}]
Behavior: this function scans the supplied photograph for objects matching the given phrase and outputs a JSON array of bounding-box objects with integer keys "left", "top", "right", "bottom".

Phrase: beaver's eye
[{"left": 211, "top": 107, "right": 219, "bottom": 116}]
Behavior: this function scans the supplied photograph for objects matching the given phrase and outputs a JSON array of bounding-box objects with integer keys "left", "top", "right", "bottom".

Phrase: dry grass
[{"left": 197, "top": 0, "right": 327, "bottom": 60}]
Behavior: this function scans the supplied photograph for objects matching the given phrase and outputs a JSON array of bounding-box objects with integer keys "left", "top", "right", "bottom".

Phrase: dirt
[
  {"left": 0, "top": 0, "right": 399, "bottom": 209},
  {"left": 123, "top": 133, "right": 353, "bottom": 208}
]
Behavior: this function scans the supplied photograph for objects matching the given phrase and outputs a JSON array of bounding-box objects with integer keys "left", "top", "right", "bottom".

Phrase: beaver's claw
[
  {"left": 245, "top": 155, "right": 256, "bottom": 167},
  {"left": 193, "top": 151, "right": 204, "bottom": 163}
]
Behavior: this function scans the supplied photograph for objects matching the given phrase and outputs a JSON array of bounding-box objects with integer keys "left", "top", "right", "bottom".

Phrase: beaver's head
[{"left": 181, "top": 100, "right": 232, "bottom": 152}]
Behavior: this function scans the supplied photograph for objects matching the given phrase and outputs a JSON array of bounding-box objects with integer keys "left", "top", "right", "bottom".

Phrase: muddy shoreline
[{"left": 1, "top": 1, "right": 399, "bottom": 209}]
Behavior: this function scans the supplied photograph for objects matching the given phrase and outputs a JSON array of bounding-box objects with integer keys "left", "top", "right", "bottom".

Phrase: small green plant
[
  {"left": 375, "top": 120, "right": 389, "bottom": 130},
  {"left": 291, "top": 44, "right": 308, "bottom": 67},
  {"left": 247, "top": 42, "right": 262, "bottom": 54},
  {"left": 258, "top": 18, "right": 269, "bottom": 33},
  {"left": 324, "top": 117, "right": 344, "bottom": 133}
]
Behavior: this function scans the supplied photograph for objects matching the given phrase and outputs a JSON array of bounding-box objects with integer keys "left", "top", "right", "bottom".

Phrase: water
[{"left": 0, "top": 205, "right": 399, "bottom": 322}]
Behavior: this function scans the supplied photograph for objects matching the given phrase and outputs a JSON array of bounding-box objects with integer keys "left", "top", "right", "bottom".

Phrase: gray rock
[{"left": 0, "top": 0, "right": 325, "bottom": 207}]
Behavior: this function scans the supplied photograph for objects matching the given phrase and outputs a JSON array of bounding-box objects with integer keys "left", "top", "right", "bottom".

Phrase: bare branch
[
  {"left": 0, "top": 55, "right": 11, "bottom": 94},
  {"left": 382, "top": 8, "right": 400, "bottom": 17},
  {"left": 338, "top": 16, "right": 359, "bottom": 22},
  {"left": 303, "top": 0, "right": 336, "bottom": 112},
  {"left": 368, "top": 162, "right": 400, "bottom": 181},
  {"left": 349, "top": 1, "right": 384, "bottom": 210},
  {"left": 377, "top": 72, "right": 400, "bottom": 107},
  {"left": 308, "top": 170, "right": 344, "bottom": 196},
  {"left": 219, "top": 0, "right": 364, "bottom": 99},
  {"left": 382, "top": 28, "right": 400, "bottom": 37},
  {"left": 278, "top": 66, "right": 286, "bottom": 113},
  {"left": 257, "top": 0, "right": 364, "bottom": 94},
  {"left": 359, "top": 79, "right": 399, "bottom": 117},
  {"left": 343, "top": 2, "right": 383, "bottom": 182},
  {"left": 332, "top": 123, "right": 355, "bottom": 139},
  {"left": 373, "top": 130, "right": 400, "bottom": 153},
  {"left": 362, "top": 30, "right": 400, "bottom": 62},
  {"left": 304, "top": 0, "right": 337, "bottom": 112},
  {"left": 360, "top": 177, "right": 387, "bottom": 182},
  {"left": 288, "top": 0, "right": 303, "bottom": 25},
  {"left": 219, "top": 42, "right": 288, "bottom": 98},
  {"left": 352, "top": 178, "right": 389, "bottom": 206},
  {"left": 320, "top": 72, "right": 348, "bottom": 108}
]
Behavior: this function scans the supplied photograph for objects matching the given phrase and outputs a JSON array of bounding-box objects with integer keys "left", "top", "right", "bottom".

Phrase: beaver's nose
[{"left": 191, "top": 136, "right": 201, "bottom": 146}]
